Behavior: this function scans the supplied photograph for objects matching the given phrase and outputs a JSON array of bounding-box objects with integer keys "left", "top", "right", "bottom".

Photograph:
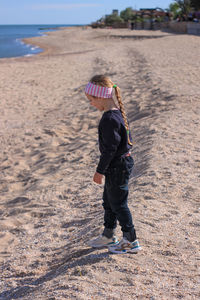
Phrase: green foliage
[
  {"left": 169, "top": 0, "right": 194, "bottom": 18},
  {"left": 169, "top": 2, "right": 181, "bottom": 18},
  {"left": 105, "top": 14, "right": 124, "bottom": 26},
  {"left": 174, "top": 0, "right": 191, "bottom": 15},
  {"left": 169, "top": 2, "right": 181, "bottom": 13},
  {"left": 135, "top": 16, "right": 143, "bottom": 23},
  {"left": 120, "top": 7, "right": 135, "bottom": 22}
]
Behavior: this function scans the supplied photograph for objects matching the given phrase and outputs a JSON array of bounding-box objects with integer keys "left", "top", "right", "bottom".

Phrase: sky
[{"left": 0, "top": 0, "right": 174, "bottom": 25}]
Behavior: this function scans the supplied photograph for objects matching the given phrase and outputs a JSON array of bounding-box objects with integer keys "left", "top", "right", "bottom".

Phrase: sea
[{"left": 0, "top": 25, "right": 77, "bottom": 59}]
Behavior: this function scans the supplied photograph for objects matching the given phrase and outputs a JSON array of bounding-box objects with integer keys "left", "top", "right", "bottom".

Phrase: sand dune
[{"left": 0, "top": 27, "right": 199, "bottom": 299}]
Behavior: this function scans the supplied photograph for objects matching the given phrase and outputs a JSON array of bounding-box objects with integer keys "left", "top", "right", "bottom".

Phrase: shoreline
[
  {"left": 22, "top": 32, "right": 57, "bottom": 57},
  {"left": 0, "top": 27, "right": 199, "bottom": 299},
  {"left": 0, "top": 25, "right": 81, "bottom": 61},
  {"left": 22, "top": 26, "right": 72, "bottom": 57},
  {"left": 22, "top": 25, "right": 93, "bottom": 58}
]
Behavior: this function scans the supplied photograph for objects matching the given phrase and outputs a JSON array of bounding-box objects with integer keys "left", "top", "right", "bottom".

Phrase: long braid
[{"left": 114, "top": 86, "right": 133, "bottom": 146}]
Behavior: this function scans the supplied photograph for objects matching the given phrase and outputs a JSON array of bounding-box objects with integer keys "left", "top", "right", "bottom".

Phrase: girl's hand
[{"left": 93, "top": 172, "right": 104, "bottom": 184}]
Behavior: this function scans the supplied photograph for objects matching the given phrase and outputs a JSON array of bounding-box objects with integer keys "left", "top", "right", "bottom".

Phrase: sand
[{"left": 0, "top": 27, "right": 199, "bottom": 299}]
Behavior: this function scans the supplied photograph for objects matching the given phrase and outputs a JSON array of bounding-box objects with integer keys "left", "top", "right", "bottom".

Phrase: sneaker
[
  {"left": 108, "top": 237, "right": 141, "bottom": 254},
  {"left": 87, "top": 235, "right": 119, "bottom": 248}
]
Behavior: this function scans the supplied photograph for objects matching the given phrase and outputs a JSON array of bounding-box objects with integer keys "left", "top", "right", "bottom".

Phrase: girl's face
[{"left": 86, "top": 94, "right": 104, "bottom": 111}]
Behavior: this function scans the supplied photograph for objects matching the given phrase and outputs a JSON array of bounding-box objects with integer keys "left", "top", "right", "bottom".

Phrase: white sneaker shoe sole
[{"left": 109, "top": 246, "right": 142, "bottom": 254}]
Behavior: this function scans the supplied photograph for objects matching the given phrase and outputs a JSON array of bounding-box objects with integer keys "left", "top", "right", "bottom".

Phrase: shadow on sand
[{"left": 0, "top": 248, "right": 112, "bottom": 300}]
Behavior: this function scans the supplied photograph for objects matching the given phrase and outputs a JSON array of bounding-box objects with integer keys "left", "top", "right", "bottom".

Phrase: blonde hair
[{"left": 90, "top": 75, "right": 132, "bottom": 146}]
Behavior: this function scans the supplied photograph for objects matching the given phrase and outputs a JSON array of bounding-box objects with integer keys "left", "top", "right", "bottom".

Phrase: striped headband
[{"left": 85, "top": 82, "right": 114, "bottom": 99}]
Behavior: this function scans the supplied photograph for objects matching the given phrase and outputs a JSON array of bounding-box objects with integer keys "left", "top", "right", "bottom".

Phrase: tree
[
  {"left": 169, "top": 2, "right": 181, "bottom": 19},
  {"left": 120, "top": 7, "right": 134, "bottom": 22},
  {"left": 175, "top": 0, "right": 191, "bottom": 15},
  {"left": 104, "top": 14, "right": 124, "bottom": 26},
  {"left": 190, "top": 0, "right": 200, "bottom": 10}
]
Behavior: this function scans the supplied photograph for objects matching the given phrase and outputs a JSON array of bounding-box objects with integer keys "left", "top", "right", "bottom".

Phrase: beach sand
[{"left": 0, "top": 27, "right": 199, "bottom": 299}]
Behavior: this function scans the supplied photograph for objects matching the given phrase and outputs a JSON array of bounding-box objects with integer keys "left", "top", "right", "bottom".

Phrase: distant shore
[
  {"left": 0, "top": 25, "right": 82, "bottom": 59},
  {"left": 23, "top": 25, "right": 88, "bottom": 57}
]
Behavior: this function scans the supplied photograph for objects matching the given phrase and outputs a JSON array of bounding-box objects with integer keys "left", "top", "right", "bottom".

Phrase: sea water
[{"left": 0, "top": 25, "right": 72, "bottom": 59}]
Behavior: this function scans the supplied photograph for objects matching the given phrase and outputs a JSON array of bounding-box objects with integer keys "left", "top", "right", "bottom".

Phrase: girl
[{"left": 85, "top": 75, "right": 141, "bottom": 254}]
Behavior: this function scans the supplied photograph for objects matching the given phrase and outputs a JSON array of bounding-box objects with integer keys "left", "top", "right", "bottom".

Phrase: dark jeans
[{"left": 102, "top": 156, "right": 137, "bottom": 242}]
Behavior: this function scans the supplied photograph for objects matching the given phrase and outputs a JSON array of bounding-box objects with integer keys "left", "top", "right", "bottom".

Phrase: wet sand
[{"left": 0, "top": 27, "right": 199, "bottom": 299}]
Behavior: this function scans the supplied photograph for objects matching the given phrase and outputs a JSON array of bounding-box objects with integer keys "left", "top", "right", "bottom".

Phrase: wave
[
  {"left": 16, "top": 39, "right": 25, "bottom": 45},
  {"left": 24, "top": 54, "right": 34, "bottom": 57},
  {"left": 15, "top": 38, "right": 42, "bottom": 54},
  {"left": 31, "top": 46, "right": 39, "bottom": 50}
]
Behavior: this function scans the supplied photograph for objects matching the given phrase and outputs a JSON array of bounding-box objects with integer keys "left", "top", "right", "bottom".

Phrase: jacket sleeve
[{"left": 96, "top": 117, "right": 121, "bottom": 174}]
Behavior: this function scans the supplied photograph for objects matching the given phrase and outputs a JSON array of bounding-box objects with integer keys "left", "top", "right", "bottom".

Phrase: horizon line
[{"left": 0, "top": 23, "right": 88, "bottom": 26}]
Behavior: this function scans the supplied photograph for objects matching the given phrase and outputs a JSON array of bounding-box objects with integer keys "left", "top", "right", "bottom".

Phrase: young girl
[{"left": 85, "top": 75, "right": 141, "bottom": 254}]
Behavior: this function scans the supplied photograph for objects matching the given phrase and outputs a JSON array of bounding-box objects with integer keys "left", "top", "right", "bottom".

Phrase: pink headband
[{"left": 85, "top": 82, "right": 113, "bottom": 98}]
